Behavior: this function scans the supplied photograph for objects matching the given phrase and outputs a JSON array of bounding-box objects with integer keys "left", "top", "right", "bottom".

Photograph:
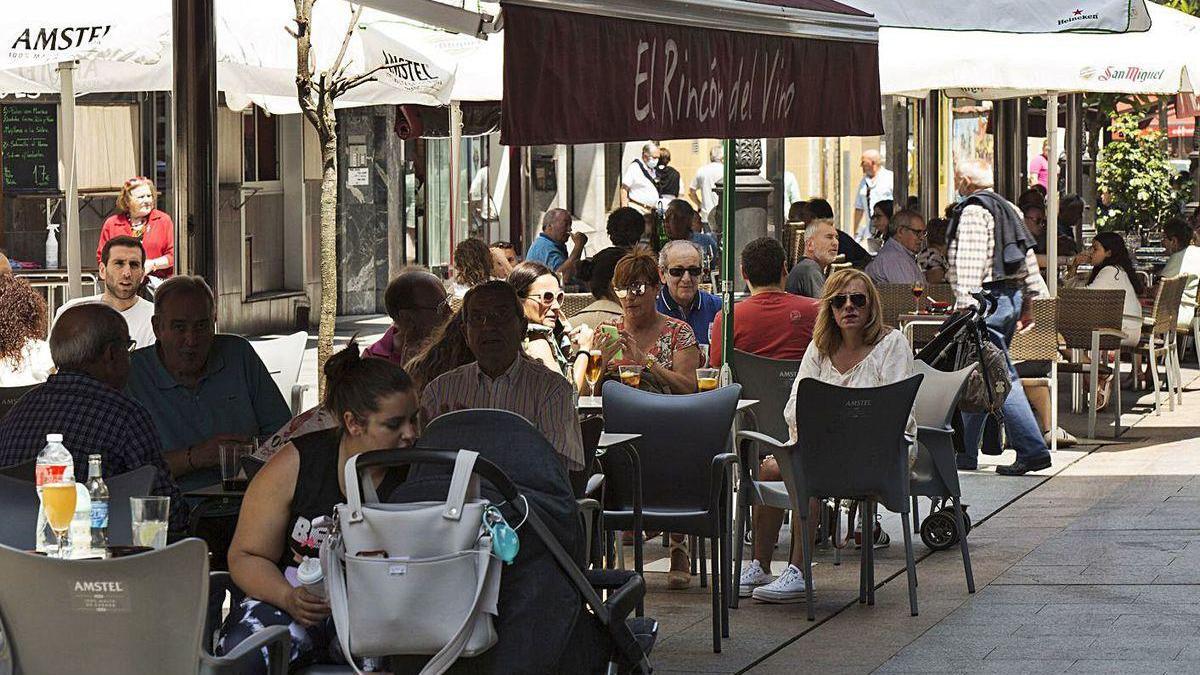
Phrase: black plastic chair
[
  {"left": 0, "top": 383, "right": 38, "bottom": 421},
  {"left": 779, "top": 375, "right": 924, "bottom": 620},
  {"left": 600, "top": 381, "right": 741, "bottom": 654},
  {"left": 0, "top": 474, "right": 39, "bottom": 549},
  {"left": 0, "top": 457, "right": 35, "bottom": 481},
  {"left": 728, "top": 350, "right": 803, "bottom": 609},
  {"left": 105, "top": 465, "right": 158, "bottom": 547},
  {"left": 911, "top": 361, "right": 976, "bottom": 593}
]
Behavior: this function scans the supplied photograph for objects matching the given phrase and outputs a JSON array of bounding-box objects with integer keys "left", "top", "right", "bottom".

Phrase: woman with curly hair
[
  {"left": 450, "top": 237, "right": 498, "bottom": 298},
  {"left": 0, "top": 274, "right": 52, "bottom": 386}
]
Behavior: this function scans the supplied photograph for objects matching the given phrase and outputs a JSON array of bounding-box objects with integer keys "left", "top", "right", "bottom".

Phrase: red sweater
[{"left": 96, "top": 209, "right": 175, "bottom": 278}]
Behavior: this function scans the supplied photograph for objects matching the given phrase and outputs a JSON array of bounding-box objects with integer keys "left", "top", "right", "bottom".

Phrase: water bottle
[
  {"left": 86, "top": 454, "right": 109, "bottom": 549},
  {"left": 34, "top": 434, "right": 74, "bottom": 552},
  {"left": 45, "top": 223, "right": 59, "bottom": 269},
  {"left": 296, "top": 556, "right": 326, "bottom": 599}
]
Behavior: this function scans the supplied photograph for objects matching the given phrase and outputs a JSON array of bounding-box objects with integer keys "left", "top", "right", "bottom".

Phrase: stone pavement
[{"left": 273, "top": 316, "right": 1200, "bottom": 674}]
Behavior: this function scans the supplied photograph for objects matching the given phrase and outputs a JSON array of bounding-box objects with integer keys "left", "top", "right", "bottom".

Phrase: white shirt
[
  {"left": 622, "top": 159, "right": 660, "bottom": 211},
  {"left": 784, "top": 330, "right": 916, "bottom": 462},
  {"left": 54, "top": 294, "right": 157, "bottom": 349},
  {"left": 0, "top": 339, "right": 53, "bottom": 387},
  {"left": 784, "top": 171, "right": 801, "bottom": 214},
  {"left": 691, "top": 161, "right": 724, "bottom": 223},
  {"left": 854, "top": 167, "right": 895, "bottom": 242},
  {"left": 1078, "top": 266, "right": 1143, "bottom": 347},
  {"left": 1162, "top": 245, "right": 1200, "bottom": 329}
]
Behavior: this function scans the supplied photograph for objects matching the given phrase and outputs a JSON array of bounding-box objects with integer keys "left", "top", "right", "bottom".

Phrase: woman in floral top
[
  {"left": 595, "top": 249, "right": 702, "bottom": 591},
  {"left": 596, "top": 249, "right": 701, "bottom": 394}
]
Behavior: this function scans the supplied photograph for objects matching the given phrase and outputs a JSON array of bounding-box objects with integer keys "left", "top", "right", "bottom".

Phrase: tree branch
[{"left": 329, "top": 3, "right": 364, "bottom": 81}]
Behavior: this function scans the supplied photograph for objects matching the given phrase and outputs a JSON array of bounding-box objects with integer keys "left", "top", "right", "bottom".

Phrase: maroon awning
[{"left": 500, "top": 2, "right": 883, "bottom": 145}]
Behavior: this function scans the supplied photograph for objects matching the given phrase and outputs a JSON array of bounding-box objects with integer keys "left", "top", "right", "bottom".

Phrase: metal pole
[
  {"left": 1066, "top": 93, "right": 1083, "bottom": 197},
  {"left": 448, "top": 101, "right": 462, "bottom": 264},
  {"left": 58, "top": 60, "right": 82, "bottom": 300},
  {"left": 719, "top": 138, "right": 735, "bottom": 372},
  {"left": 1047, "top": 94, "right": 1060, "bottom": 297}
]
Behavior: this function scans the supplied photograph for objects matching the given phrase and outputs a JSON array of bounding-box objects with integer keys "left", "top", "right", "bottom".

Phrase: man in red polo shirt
[
  {"left": 708, "top": 237, "right": 818, "bottom": 367},
  {"left": 708, "top": 237, "right": 822, "bottom": 604}
]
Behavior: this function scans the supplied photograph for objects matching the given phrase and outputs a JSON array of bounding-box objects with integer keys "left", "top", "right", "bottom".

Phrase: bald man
[
  {"left": 853, "top": 149, "right": 895, "bottom": 238},
  {"left": 0, "top": 303, "right": 188, "bottom": 530},
  {"left": 0, "top": 250, "right": 11, "bottom": 275},
  {"left": 367, "top": 267, "right": 451, "bottom": 366}
]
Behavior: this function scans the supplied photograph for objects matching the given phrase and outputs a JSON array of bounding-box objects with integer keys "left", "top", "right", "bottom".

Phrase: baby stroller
[{"left": 911, "top": 291, "right": 1007, "bottom": 551}]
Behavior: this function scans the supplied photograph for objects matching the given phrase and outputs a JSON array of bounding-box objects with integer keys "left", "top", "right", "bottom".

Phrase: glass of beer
[
  {"left": 131, "top": 496, "right": 170, "bottom": 549},
  {"left": 585, "top": 350, "right": 603, "bottom": 394},
  {"left": 696, "top": 368, "right": 719, "bottom": 392},
  {"left": 42, "top": 480, "right": 77, "bottom": 558},
  {"left": 618, "top": 364, "right": 643, "bottom": 389}
]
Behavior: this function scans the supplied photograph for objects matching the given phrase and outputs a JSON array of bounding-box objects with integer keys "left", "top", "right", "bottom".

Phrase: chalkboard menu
[{"left": 2, "top": 104, "right": 58, "bottom": 193}]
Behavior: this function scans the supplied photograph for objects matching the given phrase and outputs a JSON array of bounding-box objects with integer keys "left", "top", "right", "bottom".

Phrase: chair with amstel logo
[{"left": 0, "top": 538, "right": 290, "bottom": 674}]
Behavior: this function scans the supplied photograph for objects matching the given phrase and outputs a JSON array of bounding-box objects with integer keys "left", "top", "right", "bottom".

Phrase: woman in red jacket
[{"left": 96, "top": 176, "right": 174, "bottom": 284}]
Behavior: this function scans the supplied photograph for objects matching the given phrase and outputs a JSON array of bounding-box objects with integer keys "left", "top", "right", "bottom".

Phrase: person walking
[{"left": 947, "top": 159, "right": 1052, "bottom": 476}]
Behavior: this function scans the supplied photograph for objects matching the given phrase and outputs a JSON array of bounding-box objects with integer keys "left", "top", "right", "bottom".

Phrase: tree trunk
[{"left": 317, "top": 103, "right": 338, "bottom": 399}]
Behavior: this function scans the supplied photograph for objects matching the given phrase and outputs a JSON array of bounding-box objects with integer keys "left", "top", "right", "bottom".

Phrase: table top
[
  {"left": 577, "top": 396, "right": 758, "bottom": 412},
  {"left": 898, "top": 312, "right": 953, "bottom": 325},
  {"left": 597, "top": 432, "right": 641, "bottom": 448}
]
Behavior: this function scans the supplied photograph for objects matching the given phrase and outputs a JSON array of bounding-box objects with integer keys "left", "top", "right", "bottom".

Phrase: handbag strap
[
  {"left": 322, "top": 530, "right": 365, "bottom": 675},
  {"left": 443, "top": 450, "right": 479, "bottom": 521}
]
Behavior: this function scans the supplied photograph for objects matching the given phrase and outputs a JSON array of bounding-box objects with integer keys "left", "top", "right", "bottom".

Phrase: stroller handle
[{"left": 969, "top": 290, "right": 998, "bottom": 318}]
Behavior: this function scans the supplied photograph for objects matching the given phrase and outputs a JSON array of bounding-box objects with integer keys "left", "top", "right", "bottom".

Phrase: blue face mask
[{"left": 646, "top": 158, "right": 659, "bottom": 170}]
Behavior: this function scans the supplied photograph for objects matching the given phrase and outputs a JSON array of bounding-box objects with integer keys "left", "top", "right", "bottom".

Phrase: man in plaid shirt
[
  {"left": 947, "top": 159, "right": 1052, "bottom": 476},
  {"left": 0, "top": 304, "right": 187, "bottom": 530}
]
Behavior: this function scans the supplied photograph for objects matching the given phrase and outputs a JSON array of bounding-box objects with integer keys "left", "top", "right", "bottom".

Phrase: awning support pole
[
  {"left": 719, "top": 138, "right": 736, "bottom": 372},
  {"left": 448, "top": 101, "right": 463, "bottom": 264},
  {"left": 1047, "top": 93, "right": 1059, "bottom": 297},
  {"left": 58, "top": 60, "right": 82, "bottom": 300}
]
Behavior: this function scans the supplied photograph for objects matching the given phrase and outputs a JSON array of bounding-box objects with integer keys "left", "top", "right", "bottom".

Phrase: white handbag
[{"left": 322, "top": 450, "right": 501, "bottom": 675}]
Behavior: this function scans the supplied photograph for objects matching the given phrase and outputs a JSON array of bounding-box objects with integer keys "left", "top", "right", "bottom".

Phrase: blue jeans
[{"left": 962, "top": 287, "right": 1050, "bottom": 464}]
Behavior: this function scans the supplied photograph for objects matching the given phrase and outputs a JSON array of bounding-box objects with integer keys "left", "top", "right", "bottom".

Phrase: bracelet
[{"left": 645, "top": 355, "right": 655, "bottom": 370}]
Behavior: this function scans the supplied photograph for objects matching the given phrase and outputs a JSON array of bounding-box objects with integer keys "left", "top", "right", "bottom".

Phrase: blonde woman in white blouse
[{"left": 747, "top": 269, "right": 914, "bottom": 605}]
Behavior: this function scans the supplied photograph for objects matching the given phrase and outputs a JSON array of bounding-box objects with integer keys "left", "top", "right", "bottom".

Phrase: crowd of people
[{"left": 10, "top": 145, "right": 1197, "bottom": 670}]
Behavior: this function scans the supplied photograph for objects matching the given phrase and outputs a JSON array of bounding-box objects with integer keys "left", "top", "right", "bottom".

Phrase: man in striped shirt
[{"left": 420, "top": 280, "right": 584, "bottom": 472}]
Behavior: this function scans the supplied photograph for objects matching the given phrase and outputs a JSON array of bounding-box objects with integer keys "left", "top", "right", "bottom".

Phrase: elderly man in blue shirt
[
  {"left": 865, "top": 208, "right": 928, "bottom": 286},
  {"left": 525, "top": 208, "right": 587, "bottom": 284},
  {"left": 656, "top": 239, "right": 721, "bottom": 347},
  {"left": 125, "top": 276, "right": 291, "bottom": 485}
]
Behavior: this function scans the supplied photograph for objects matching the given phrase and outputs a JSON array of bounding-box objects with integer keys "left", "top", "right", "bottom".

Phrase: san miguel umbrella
[{"left": 498, "top": 0, "right": 885, "bottom": 372}]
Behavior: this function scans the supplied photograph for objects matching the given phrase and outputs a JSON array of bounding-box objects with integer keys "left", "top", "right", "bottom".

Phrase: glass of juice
[
  {"left": 130, "top": 496, "right": 170, "bottom": 549},
  {"left": 618, "top": 364, "right": 643, "bottom": 389},
  {"left": 42, "top": 480, "right": 77, "bottom": 558},
  {"left": 696, "top": 368, "right": 720, "bottom": 392}
]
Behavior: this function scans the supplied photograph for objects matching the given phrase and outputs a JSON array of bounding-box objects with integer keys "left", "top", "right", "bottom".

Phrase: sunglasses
[
  {"left": 491, "top": 241, "right": 515, "bottom": 251},
  {"left": 829, "top": 293, "right": 868, "bottom": 309},
  {"left": 400, "top": 296, "right": 451, "bottom": 313},
  {"left": 666, "top": 266, "right": 703, "bottom": 278},
  {"left": 526, "top": 290, "right": 565, "bottom": 306},
  {"left": 614, "top": 283, "right": 649, "bottom": 299}
]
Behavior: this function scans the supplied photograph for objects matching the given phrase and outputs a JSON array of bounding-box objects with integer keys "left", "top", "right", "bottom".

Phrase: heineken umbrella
[{"left": 500, "top": 0, "right": 884, "bottom": 369}]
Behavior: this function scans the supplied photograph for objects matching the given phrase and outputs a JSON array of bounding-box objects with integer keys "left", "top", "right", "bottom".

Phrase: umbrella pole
[
  {"left": 58, "top": 60, "right": 82, "bottom": 300},
  {"left": 448, "top": 101, "right": 463, "bottom": 266},
  {"left": 1046, "top": 94, "right": 1059, "bottom": 297},
  {"left": 719, "top": 139, "right": 735, "bottom": 371}
]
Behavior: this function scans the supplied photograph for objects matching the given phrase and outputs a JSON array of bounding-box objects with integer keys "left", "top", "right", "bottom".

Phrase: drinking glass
[
  {"left": 911, "top": 282, "right": 925, "bottom": 313},
  {"left": 42, "top": 480, "right": 77, "bottom": 558},
  {"left": 696, "top": 367, "right": 719, "bottom": 392},
  {"left": 618, "top": 364, "right": 643, "bottom": 389},
  {"left": 131, "top": 496, "right": 170, "bottom": 549},
  {"left": 585, "top": 350, "right": 603, "bottom": 394},
  {"left": 219, "top": 440, "right": 254, "bottom": 491}
]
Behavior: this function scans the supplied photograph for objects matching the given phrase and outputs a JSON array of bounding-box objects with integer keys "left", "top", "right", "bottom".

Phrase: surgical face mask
[{"left": 646, "top": 157, "right": 659, "bottom": 169}]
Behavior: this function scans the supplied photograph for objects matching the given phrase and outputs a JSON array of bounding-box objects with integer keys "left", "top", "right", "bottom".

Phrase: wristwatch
[{"left": 644, "top": 355, "right": 656, "bottom": 371}]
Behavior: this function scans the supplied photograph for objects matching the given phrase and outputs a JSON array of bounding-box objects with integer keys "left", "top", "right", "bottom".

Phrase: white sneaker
[
  {"left": 738, "top": 560, "right": 774, "bottom": 597},
  {"left": 751, "top": 564, "right": 809, "bottom": 603}
]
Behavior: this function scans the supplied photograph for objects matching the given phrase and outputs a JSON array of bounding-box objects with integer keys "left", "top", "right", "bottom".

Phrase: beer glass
[{"left": 42, "top": 480, "right": 77, "bottom": 558}]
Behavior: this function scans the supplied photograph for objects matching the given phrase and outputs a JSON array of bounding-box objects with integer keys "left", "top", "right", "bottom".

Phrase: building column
[
  {"left": 172, "top": 0, "right": 218, "bottom": 282},
  {"left": 918, "top": 91, "right": 941, "bottom": 222},
  {"left": 886, "top": 96, "right": 910, "bottom": 211}
]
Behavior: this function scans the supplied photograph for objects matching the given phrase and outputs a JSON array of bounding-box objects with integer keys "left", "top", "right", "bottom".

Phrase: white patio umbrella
[{"left": 0, "top": 0, "right": 498, "bottom": 297}]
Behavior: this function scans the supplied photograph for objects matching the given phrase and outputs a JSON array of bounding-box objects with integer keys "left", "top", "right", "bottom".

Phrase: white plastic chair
[{"left": 251, "top": 331, "right": 311, "bottom": 415}]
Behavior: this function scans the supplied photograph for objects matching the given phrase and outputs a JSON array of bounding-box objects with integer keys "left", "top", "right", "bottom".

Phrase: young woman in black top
[{"left": 218, "top": 340, "right": 419, "bottom": 672}]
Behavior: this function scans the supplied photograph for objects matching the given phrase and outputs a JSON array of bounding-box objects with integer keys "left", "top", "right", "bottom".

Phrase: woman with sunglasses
[
  {"left": 761, "top": 269, "right": 914, "bottom": 600},
  {"left": 508, "top": 261, "right": 594, "bottom": 390},
  {"left": 96, "top": 176, "right": 174, "bottom": 286}
]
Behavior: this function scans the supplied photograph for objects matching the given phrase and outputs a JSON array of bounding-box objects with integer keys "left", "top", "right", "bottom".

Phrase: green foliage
[
  {"left": 1096, "top": 114, "right": 1178, "bottom": 232},
  {"left": 1154, "top": 0, "right": 1200, "bottom": 17}
]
